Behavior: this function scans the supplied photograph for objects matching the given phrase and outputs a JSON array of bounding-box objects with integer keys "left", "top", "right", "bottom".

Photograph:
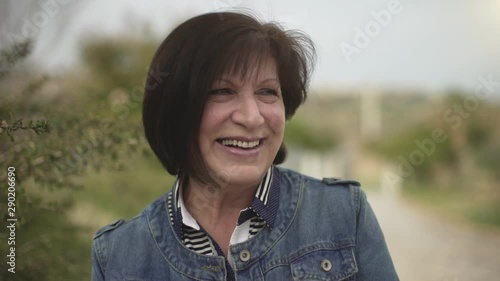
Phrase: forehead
[{"left": 217, "top": 56, "right": 278, "bottom": 84}]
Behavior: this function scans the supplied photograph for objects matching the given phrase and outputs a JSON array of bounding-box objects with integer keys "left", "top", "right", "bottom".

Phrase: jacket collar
[
  {"left": 147, "top": 166, "right": 302, "bottom": 278},
  {"left": 171, "top": 166, "right": 280, "bottom": 231}
]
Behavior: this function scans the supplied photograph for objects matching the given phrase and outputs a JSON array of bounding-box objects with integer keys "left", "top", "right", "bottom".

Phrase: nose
[{"left": 231, "top": 95, "right": 265, "bottom": 129}]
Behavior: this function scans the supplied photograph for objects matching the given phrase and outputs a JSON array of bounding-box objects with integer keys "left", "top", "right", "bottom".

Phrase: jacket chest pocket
[{"left": 290, "top": 248, "right": 358, "bottom": 281}]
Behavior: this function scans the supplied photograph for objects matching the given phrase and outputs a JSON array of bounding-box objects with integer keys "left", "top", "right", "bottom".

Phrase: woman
[{"left": 91, "top": 11, "right": 399, "bottom": 281}]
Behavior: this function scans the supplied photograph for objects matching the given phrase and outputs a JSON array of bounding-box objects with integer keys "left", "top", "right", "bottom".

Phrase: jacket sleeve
[
  {"left": 91, "top": 238, "right": 105, "bottom": 281},
  {"left": 354, "top": 187, "right": 399, "bottom": 280}
]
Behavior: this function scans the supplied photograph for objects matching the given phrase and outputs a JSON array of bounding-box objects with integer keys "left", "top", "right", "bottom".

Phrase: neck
[
  {"left": 181, "top": 175, "right": 265, "bottom": 257},
  {"left": 183, "top": 179, "right": 258, "bottom": 225}
]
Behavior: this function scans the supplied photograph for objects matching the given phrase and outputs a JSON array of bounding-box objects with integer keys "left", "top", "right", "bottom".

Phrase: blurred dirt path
[{"left": 368, "top": 192, "right": 500, "bottom": 281}]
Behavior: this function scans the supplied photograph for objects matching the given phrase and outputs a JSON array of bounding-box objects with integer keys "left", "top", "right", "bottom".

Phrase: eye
[
  {"left": 209, "top": 88, "right": 233, "bottom": 95},
  {"left": 257, "top": 88, "right": 279, "bottom": 96},
  {"left": 256, "top": 88, "right": 280, "bottom": 103},
  {"left": 208, "top": 88, "right": 234, "bottom": 102}
]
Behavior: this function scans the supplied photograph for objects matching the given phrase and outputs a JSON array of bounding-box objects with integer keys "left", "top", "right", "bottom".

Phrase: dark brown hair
[{"left": 143, "top": 11, "right": 315, "bottom": 184}]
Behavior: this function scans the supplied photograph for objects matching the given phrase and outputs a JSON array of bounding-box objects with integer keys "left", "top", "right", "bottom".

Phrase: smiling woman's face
[{"left": 198, "top": 58, "right": 285, "bottom": 189}]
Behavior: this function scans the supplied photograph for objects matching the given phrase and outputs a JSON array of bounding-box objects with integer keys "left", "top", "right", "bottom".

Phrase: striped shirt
[{"left": 166, "top": 166, "right": 280, "bottom": 257}]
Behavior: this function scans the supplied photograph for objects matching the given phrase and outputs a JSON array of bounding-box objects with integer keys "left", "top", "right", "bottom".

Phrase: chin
[{"left": 211, "top": 164, "right": 268, "bottom": 188}]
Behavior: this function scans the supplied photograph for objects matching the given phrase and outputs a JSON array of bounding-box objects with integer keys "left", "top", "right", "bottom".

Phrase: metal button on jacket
[
  {"left": 239, "top": 250, "right": 251, "bottom": 262},
  {"left": 321, "top": 259, "right": 332, "bottom": 272}
]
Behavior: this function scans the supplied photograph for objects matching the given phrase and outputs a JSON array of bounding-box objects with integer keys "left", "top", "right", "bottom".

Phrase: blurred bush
[
  {"left": 0, "top": 32, "right": 159, "bottom": 280},
  {"left": 372, "top": 90, "right": 500, "bottom": 225},
  {"left": 1, "top": 40, "right": 91, "bottom": 281},
  {"left": 285, "top": 118, "right": 337, "bottom": 151}
]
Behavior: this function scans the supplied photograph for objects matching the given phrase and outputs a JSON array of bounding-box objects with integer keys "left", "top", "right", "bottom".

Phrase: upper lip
[{"left": 217, "top": 136, "right": 263, "bottom": 142}]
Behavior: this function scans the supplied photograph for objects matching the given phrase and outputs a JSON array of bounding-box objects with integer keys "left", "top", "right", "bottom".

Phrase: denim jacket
[{"left": 91, "top": 167, "right": 399, "bottom": 280}]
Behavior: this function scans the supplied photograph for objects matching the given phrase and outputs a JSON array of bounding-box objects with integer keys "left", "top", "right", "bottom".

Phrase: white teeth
[{"left": 221, "top": 139, "right": 260, "bottom": 148}]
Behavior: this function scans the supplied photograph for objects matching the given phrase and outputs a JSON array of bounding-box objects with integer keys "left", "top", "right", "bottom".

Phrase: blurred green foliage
[
  {"left": 0, "top": 40, "right": 32, "bottom": 79},
  {"left": 375, "top": 91, "right": 499, "bottom": 186},
  {"left": 285, "top": 118, "right": 337, "bottom": 151},
  {"left": 372, "top": 90, "right": 500, "bottom": 225},
  {"left": 1, "top": 40, "right": 89, "bottom": 280},
  {"left": 0, "top": 33, "right": 159, "bottom": 280}
]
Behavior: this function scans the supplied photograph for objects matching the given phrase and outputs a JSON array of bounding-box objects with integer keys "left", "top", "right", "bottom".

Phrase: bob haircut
[{"left": 143, "top": 11, "right": 316, "bottom": 184}]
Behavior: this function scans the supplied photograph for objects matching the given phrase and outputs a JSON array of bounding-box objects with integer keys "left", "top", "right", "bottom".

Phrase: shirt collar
[
  {"left": 176, "top": 182, "right": 201, "bottom": 231},
  {"left": 172, "top": 166, "right": 280, "bottom": 230},
  {"left": 237, "top": 167, "right": 280, "bottom": 228}
]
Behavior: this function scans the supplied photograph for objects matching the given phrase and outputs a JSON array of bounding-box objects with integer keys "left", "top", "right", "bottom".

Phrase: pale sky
[{"left": 4, "top": 0, "right": 500, "bottom": 94}]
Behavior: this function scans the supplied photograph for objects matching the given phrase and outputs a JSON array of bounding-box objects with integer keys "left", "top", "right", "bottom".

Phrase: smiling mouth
[{"left": 216, "top": 139, "right": 262, "bottom": 149}]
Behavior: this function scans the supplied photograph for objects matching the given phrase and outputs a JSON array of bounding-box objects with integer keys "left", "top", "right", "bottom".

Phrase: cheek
[
  {"left": 265, "top": 105, "right": 286, "bottom": 134},
  {"left": 200, "top": 104, "right": 227, "bottom": 135}
]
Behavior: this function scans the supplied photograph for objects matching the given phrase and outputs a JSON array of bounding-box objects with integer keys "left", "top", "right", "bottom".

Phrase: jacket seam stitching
[{"left": 94, "top": 237, "right": 107, "bottom": 275}]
